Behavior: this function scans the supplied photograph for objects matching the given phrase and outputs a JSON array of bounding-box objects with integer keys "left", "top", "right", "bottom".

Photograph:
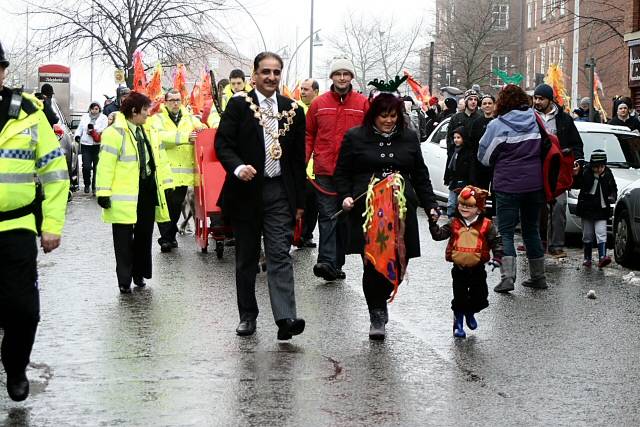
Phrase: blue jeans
[
  {"left": 447, "top": 190, "right": 458, "bottom": 217},
  {"left": 315, "top": 175, "right": 345, "bottom": 270},
  {"left": 495, "top": 190, "right": 545, "bottom": 258}
]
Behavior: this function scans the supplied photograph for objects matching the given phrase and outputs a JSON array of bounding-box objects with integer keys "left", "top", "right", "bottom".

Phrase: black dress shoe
[
  {"left": 160, "top": 242, "right": 172, "bottom": 253},
  {"left": 298, "top": 238, "right": 317, "bottom": 248},
  {"left": 6, "top": 372, "right": 29, "bottom": 402},
  {"left": 336, "top": 269, "right": 346, "bottom": 280},
  {"left": 171, "top": 239, "right": 178, "bottom": 248},
  {"left": 119, "top": 285, "right": 132, "bottom": 294},
  {"left": 133, "top": 277, "right": 146, "bottom": 288},
  {"left": 276, "top": 318, "right": 305, "bottom": 340},
  {"left": 236, "top": 320, "right": 256, "bottom": 336},
  {"left": 313, "top": 263, "right": 338, "bottom": 281}
]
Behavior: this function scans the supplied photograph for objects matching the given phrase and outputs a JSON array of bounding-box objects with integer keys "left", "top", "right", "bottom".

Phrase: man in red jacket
[{"left": 306, "top": 57, "right": 369, "bottom": 281}]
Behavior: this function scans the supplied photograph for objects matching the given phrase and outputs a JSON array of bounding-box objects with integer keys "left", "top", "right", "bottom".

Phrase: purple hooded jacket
[{"left": 477, "top": 108, "right": 543, "bottom": 193}]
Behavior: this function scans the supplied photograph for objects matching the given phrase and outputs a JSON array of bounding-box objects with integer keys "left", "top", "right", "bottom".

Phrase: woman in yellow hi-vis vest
[{"left": 95, "top": 92, "right": 174, "bottom": 294}]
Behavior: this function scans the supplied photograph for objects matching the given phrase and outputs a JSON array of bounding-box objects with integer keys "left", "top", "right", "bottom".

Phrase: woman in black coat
[{"left": 334, "top": 92, "right": 439, "bottom": 340}]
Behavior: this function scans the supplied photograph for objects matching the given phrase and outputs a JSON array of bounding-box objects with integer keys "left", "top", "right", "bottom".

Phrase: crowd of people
[{"left": 3, "top": 39, "right": 640, "bottom": 402}]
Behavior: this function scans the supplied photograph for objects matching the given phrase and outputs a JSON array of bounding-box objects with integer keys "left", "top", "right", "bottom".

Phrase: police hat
[{"left": 0, "top": 41, "right": 9, "bottom": 68}]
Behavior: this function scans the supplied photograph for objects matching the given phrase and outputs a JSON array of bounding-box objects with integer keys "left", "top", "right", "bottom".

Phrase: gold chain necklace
[{"left": 244, "top": 93, "right": 298, "bottom": 160}]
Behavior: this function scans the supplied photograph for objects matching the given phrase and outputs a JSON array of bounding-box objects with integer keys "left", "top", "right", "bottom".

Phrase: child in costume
[
  {"left": 429, "top": 186, "right": 503, "bottom": 338},
  {"left": 574, "top": 149, "right": 617, "bottom": 268}
]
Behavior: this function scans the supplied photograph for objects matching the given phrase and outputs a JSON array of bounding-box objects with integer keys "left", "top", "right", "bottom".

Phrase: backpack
[{"left": 536, "top": 112, "right": 574, "bottom": 202}]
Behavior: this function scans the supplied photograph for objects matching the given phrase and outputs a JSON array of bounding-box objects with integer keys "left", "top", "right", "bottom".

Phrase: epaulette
[{"left": 21, "top": 97, "right": 37, "bottom": 115}]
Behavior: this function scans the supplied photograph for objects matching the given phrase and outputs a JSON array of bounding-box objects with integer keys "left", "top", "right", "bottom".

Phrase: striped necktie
[
  {"left": 263, "top": 98, "right": 280, "bottom": 178},
  {"left": 135, "top": 127, "right": 148, "bottom": 179}
]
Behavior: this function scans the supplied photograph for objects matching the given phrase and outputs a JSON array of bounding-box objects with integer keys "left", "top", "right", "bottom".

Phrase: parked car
[
  {"left": 421, "top": 118, "right": 640, "bottom": 234},
  {"left": 614, "top": 177, "right": 640, "bottom": 268},
  {"left": 50, "top": 97, "right": 79, "bottom": 194}
]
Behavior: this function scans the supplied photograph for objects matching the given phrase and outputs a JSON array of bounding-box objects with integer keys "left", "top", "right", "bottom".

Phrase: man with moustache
[{"left": 215, "top": 52, "right": 307, "bottom": 340}]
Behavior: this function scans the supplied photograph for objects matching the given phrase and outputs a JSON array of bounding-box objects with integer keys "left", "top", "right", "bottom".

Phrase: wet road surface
[{"left": 1, "top": 193, "right": 639, "bottom": 426}]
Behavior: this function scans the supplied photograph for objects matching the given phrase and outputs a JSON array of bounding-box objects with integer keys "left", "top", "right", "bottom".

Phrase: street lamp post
[
  {"left": 309, "top": 0, "right": 315, "bottom": 78},
  {"left": 285, "top": 30, "right": 321, "bottom": 87}
]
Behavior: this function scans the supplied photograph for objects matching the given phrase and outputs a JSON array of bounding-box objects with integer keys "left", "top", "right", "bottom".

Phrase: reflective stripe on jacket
[
  {"left": 152, "top": 106, "right": 204, "bottom": 187},
  {"left": 96, "top": 112, "right": 173, "bottom": 224},
  {"left": 0, "top": 92, "right": 69, "bottom": 235}
]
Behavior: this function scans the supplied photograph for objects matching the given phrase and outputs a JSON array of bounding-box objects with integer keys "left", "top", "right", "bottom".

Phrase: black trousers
[
  {"left": 81, "top": 144, "right": 100, "bottom": 190},
  {"left": 302, "top": 181, "right": 317, "bottom": 240},
  {"left": 0, "top": 230, "right": 39, "bottom": 377},
  {"left": 232, "top": 178, "right": 297, "bottom": 322},
  {"left": 158, "top": 185, "right": 188, "bottom": 243},
  {"left": 362, "top": 261, "right": 394, "bottom": 312},
  {"left": 450, "top": 265, "right": 489, "bottom": 313},
  {"left": 112, "top": 176, "right": 157, "bottom": 287}
]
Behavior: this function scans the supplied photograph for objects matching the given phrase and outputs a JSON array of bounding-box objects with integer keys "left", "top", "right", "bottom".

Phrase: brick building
[
  {"left": 432, "top": 0, "right": 628, "bottom": 115},
  {"left": 624, "top": 0, "right": 640, "bottom": 110}
]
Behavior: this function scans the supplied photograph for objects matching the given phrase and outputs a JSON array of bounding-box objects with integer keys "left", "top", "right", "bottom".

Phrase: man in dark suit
[{"left": 215, "top": 52, "right": 306, "bottom": 340}]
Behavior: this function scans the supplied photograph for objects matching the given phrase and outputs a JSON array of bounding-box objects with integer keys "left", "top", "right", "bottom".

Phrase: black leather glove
[
  {"left": 97, "top": 196, "right": 111, "bottom": 209},
  {"left": 74, "top": 135, "right": 81, "bottom": 143},
  {"left": 164, "top": 188, "right": 173, "bottom": 201}
]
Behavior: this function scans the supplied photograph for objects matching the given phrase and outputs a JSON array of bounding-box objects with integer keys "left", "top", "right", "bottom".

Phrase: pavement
[{"left": 1, "top": 193, "right": 639, "bottom": 426}]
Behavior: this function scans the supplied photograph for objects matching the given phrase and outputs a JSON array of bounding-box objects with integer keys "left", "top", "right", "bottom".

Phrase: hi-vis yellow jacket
[
  {"left": 152, "top": 105, "right": 205, "bottom": 187},
  {"left": 0, "top": 92, "right": 69, "bottom": 235},
  {"left": 96, "top": 112, "right": 173, "bottom": 224},
  {"left": 220, "top": 83, "right": 253, "bottom": 111}
]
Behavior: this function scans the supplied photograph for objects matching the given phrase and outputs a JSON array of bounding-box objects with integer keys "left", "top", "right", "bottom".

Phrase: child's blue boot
[
  {"left": 453, "top": 312, "right": 466, "bottom": 338},
  {"left": 465, "top": 312, "right": 477, "bottom": 330}
]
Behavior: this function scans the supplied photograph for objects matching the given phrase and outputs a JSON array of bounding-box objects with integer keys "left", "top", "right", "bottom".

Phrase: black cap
[
  {"left": 534, "top": 84, "right": 554, "bottom": 101},
  {"left": 0, "top": 41, "right": 9, "bottom": 68},
  {"left": 41, "top": 83, "right": 54, "bottom": 97}
]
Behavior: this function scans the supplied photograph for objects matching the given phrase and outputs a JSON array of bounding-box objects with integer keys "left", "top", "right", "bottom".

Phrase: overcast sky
[{"left": 1, "top": 0, "right": 435, "bottom": 109}]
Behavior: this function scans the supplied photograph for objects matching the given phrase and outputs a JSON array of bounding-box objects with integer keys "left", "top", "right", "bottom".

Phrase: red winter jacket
[{"left": 306, "top": 87, "right": 369, "bottom": 175}]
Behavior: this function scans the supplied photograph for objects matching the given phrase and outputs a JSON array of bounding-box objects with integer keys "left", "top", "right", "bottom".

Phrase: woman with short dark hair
[
  {"left": 478, "top": 84, "right": 547, "bottom": 294},
  {"left": 334, "top": 92, "right": 438, "bottom": 340},
  {"left": 95, "top": 91, "right": 174, "bottom": 294},
  {"left": 74, "top": 102, "right": 108, "bottom": 194}
]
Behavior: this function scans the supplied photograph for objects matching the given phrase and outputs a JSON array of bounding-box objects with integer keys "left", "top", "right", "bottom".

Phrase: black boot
[
  {"left": 6, "top": 371, "right": 29, "bottom": 402},
  {"left": 369, "top": 308, "right": 386, "bottom": 340}
]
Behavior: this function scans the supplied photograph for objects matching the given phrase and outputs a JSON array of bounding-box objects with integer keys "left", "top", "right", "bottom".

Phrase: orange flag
[
  {"left": 363, "top": 174, "right": 407, "bottom": 302},
  {"left": 173, "top": 64, "right": 189, "bottom": 102},
  {"left": 291, "top": 81, "right": 301, "bottom": 101},
  {"left": 403, "top": 70, "right": 430, "bottom": 105},
  {"left": 282, "top": 84, "right": 292, "bottom": 99},
  {"left": 190, "top": 82, "right": 203, "bottom": 115},
  {"left": 132, "top": 51, "right": 147, "bottom": 94},
  {"left": 146, "top": 63, "right": 163, "bottom": 102},
  {"left": 201, "top": 70, "right": 213, "bottom": 102}
]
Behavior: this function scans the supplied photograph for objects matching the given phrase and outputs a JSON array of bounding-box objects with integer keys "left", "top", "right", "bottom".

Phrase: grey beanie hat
[
  {"left": 580, "top": 97, "right": 591, "bottom": 106},
  {"left": 329, "top": 56, "right": 355, "bottom": 79}
]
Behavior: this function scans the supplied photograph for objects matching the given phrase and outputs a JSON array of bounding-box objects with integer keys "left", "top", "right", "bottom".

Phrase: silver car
[
  {"left": 613, "top": 177, "right": 640, "bottom": 267},
  {"left": 421, "top": 118, "right": 640, "bottom": 234},
  {"left": 50, "top": 98, "right": 79, "bottom": 194}
]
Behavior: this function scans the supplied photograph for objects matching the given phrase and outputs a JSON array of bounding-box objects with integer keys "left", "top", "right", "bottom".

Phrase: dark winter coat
[
  {"left": 574, "top": 166, "right": 617, "bottom": 220},
  {"left": 444, "top": 143, "right": 476, "bottom": 190},
  {"left": 609, "top": 115, "right": 640, "bottom": 133},
  {"left": 446, "top": 110, "right": 481, "bottom": 153},
  {"left": 467, "top": 115, "right": 495, "bottom": 189},
  {"left": 554, "top": 108, "right": 585, "bottom": 160},
  {"left": 334, "top": 125, "right": 438, "bottom": 259}
]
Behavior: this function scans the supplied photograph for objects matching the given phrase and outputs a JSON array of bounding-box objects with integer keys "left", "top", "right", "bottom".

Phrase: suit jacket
[{"left": 215, "top": 89, "right": 306, "bottom": 221}]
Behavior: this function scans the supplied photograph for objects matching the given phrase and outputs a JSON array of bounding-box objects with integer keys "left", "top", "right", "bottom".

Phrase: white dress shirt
[{"left": 234, "top": 90, "right": 280, "bottom": 178}]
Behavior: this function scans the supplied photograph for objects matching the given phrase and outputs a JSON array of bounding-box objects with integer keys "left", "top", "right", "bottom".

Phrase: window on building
[
  {"left": 492, "top": 3, "right": 509, "bottom": 30},
  {"left": 533, "top": 0, "right": 538, "bottom": 26},
  {"left": 541, "top": 0, "right": 547, "bottom": 20},
  {"left": 526, "top": 52, "right": 532, "bottom": 88},
  {"left": 527, "top": 1, "right": 534, "bottom": 29},
  {"left": 490, "top": 54, "right": 509, "bottom": 87},
  {"left": 540, "top": 45, "right": 546, "bottom": 74},
  {"left": 560, "top": 0, "right": 566, "bottom": 15},
  {"left": 559, "top": 38, "right": 565, "bottom": 69}
]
